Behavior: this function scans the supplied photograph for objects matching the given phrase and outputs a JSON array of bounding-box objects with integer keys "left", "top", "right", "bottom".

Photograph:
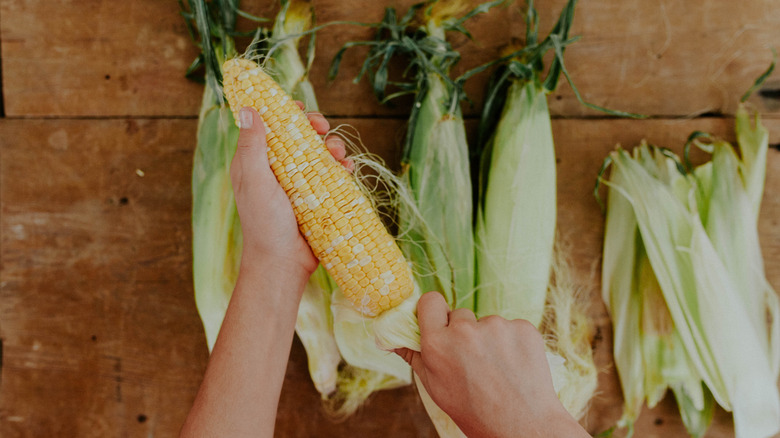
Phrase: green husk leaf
[
  {"left": 399, "top": 74, "right": 475, "bottom": 309},
  {"left": 602, "top": 135, "right": 780, "bottom": 438},
  {"left": 296, "top": 265, "right": 341, "bottom": 397},
  {"left": 740, "top": 50, "right": 776, "bottom": 103},
  {"left": 330, "top": 1, "right": 490, "bottom": 311},
  {"left": 191, "top": 89, "right": 241, "bottom": 351},
  {"left": 475, "top": 79, "right": 554, "bottom": 326},
  {"left": 473, "top": 0, "right": 599, "bottom": 423}
]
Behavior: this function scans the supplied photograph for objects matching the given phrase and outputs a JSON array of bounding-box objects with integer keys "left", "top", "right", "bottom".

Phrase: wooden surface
[{"left": 0, "top": 0, "right": 779, "bottom": 437}]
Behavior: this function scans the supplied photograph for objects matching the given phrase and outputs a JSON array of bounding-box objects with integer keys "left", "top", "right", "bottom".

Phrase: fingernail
[{"left": 239, "top": 108, "right": 253, "bottom": 129}]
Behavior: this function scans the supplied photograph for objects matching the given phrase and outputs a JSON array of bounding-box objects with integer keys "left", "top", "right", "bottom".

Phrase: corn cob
[{"left": 222, "top": 58, "right": 413, "bottom": 317}]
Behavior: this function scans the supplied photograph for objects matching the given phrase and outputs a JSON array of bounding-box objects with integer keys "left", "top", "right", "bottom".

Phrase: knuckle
[
  {"left": 449, "top": 308, "right": 473, "bottom": 318},
  {"left": 477, "top": 314, "right": 504, "bottom": 325},
  {"left": 511, "top": 319, "right": 542, "bottom": 339},
  {"left": 325, "top": 135, "right": 344, "bottom": 146},
  {"left": 512, "top": 318, "right": 536, "bottom": 331},
  {"left": 448, "top": 320, "right": 477, "bottom": 340}
]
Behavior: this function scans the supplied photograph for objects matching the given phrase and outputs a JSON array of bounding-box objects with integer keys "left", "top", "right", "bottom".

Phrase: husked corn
[{"left": 222, "top": 58, "right": 413, "bottom": 316}]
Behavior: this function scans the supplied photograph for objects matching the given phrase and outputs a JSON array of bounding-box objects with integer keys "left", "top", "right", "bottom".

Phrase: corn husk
[
  {"left": 191, "top": 85, "right": 242, "bottom": 351},
  {"left": 472, "top": 0, "right": 599, "bottom": 422},
  {"left": 601, "top": 106, "right": 780, "bottom": 437},
  {"left": 475, "top": 78, "right": 555, "bottom": 326},
  {"left": 185, "top": 0, "right": 405, "bottom": 414},
  {"left": 399, "top": 72, "right": 475, "bottom": 309},
  {"left": 600, "top": 145, "right": 714, "bottom": 436}
]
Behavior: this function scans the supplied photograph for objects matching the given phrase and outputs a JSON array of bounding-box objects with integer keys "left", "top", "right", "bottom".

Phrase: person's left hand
[{"left": 230, "top": 102, "right": 352, "bottom": 282}]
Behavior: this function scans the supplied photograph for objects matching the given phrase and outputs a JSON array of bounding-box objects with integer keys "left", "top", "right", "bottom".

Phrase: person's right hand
[{"left": 394, "top": 292, "right": 590, "bottom": 438}]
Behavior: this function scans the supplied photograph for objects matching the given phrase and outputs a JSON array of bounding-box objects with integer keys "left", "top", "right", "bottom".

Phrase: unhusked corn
[{"left": 222, "top": 58, "right": 413, "bottom": 316}]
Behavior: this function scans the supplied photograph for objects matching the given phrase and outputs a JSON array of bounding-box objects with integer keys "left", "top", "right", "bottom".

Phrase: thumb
[
  {"left": 416, "top": 291, "right": 450, "bottom": 334},
  {"left": 232, "top": 107, "right": 270, "bottom": 185}
]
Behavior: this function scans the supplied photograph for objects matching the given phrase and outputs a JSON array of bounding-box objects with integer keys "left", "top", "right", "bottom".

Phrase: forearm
[{"left": 180, "top": 258, "right": 308, "bottom": 438}]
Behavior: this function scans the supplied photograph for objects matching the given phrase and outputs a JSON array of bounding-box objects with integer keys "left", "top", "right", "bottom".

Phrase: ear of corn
[
  {"left": 600, "top": 106, "right": 780, "bottom": 437},
  {"left": 184, "top": 0, "right": 409, "bottom": 414},
  {"left": 601, "top": 152, "right": 714, "bottom": 435},
  {"left": 473, "top": 0, "right": 597, "bottom": 422},
  {"left": 327, "top": 2, "right": 499, "bottom": 435},
  {"left": 259, "top": 1, "right": 417, "bottom": 412},
  {"left": 399, "top": 72, "right": 475, "bottom": 310},
  {"left": 222, "top": 57, "right": 414, "bottom": 317},
  {"left": 330, "top": 0, "right": 496, "bottom": 312},
  {"left": 475, "top": 78, "right": 555, "bottom": 326},
  {"left": 260, "top": 0, "right": 343, "bottom": 402}
]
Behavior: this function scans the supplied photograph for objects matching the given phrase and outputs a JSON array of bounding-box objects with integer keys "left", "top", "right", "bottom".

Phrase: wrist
[
  {"left": 542, "top": 406, "right": 590, "bottom": 438},
  {"left": 235, "top": 256, "right": 311, "bottom": 309},
  {"left": 239, "top": 248, "right": 312, "bottom": 284},
  {"left": 474, "top": 399, "right": 588, "bottom": 438},
  {"left": 241, "top": 238, "right": 317, "bottom": 276}
]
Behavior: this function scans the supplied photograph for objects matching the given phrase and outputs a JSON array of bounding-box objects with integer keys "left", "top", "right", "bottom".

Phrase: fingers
[
  {"left": 325, "top": 136, "right": 347, "bottom": 161},
  {"left": 306, "top": 111, "right": 329, "bottom": 135},
  {"left": 326, "top": 136, "right": 355, "bottom": 173},
  {"left": 232, "top": 107, "right": 269, "bottom": 186},
  {"left": 295, "top": 101, "right": 353, "bottom": 172},
  {"left": 340, "top": 158, "right": 355, "bottom": 173},
  {"left": 294, "top": 100, "right": 329, "bottom": 134},
  {"left": 449, "top": 308, "right": 477, "bottom": 324},
  {"left": 416, "top": 292, "right": 450, "bottom": 334}
]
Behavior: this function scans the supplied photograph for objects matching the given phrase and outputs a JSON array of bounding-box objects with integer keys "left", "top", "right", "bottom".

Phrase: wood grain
[
  {"left": 0, "top": 119, "right": 205, "bottom": 436},
  {"left": 1, "top": 116, "right": 778, "bottom": 437},
  {"left": 2, "top": 0, "right": 779, "bottom": 436},
  {"left": 1, "top": 0, "right": 778, "bottom": 118},
  {"left": 0, "top": 0, "right": 203, "bottom": 117}
]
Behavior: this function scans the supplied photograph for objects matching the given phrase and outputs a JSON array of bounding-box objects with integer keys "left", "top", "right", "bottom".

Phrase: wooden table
[{"left": 1, "top": 1, "right": 778, "bottom": 436}]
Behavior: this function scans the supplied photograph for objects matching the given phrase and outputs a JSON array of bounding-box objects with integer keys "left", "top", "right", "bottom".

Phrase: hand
[
  {"left": 230, "top": 103, "right": 352, "bottom": 281},
  {"left": 395, "top": 292, "right": 589, "bottom": 438},
  {"left": 180, "top": 105, "right": 354, "bottom": 438}
]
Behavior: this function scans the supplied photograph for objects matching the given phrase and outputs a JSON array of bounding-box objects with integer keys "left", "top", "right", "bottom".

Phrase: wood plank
[
  {"left": 2, "top": 0, "right": 779, "bottom": 118},
  {"left": 0, "top": 0, "right": 203, "bottom": 117},
  {"left": 309, "top": 0, "right": 780, "bottom": 118},
  {"left": 548, "top": 0, "right": 780, "bottom": 118},
  {"left": 0, "top": 118, "right": 207, "bottom": 436},
  {"left": 1, "top": 116, "right": 778, "bottom": 437}
]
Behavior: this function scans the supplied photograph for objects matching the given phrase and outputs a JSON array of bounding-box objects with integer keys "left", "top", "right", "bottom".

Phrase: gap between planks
[{"left": 3, "top": 114, "right": 779, "bottom": 121}]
